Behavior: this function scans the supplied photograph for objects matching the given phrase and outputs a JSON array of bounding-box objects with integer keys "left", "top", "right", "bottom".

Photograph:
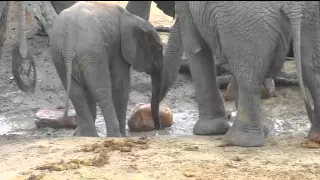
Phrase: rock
[
  {"left": 128, "top": 103, "right": 173, "bottom": 132},
  {"left": 35, "top": 109, "right": 77, "bottom": 129}
]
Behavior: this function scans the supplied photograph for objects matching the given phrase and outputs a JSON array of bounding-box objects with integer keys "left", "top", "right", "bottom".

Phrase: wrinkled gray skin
[
  {"left": 50, "top": 2, "right": 163, "bottom": 137},
  {"left": 160, "top": 1, "right": 314, "bottom": 147},
  {"left": 300, "top": 2, "right": 320, "bottom": 141},
  {"left": 126, "top": 1, "right": 277, "bottom": 99},
  {"left": 9, "top": 1, "right": 39, "bottom": 94},
  {"left": 17, "top": 1, "right": 27, "bottom": 60},
  {"left": 0, "top": 1, "right": 9, "bottom": 58}
]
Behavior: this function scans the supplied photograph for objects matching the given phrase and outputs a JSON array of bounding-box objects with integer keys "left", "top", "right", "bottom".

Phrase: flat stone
[{"left": 35, "top": 109, "right": 77, "bottom": 129}]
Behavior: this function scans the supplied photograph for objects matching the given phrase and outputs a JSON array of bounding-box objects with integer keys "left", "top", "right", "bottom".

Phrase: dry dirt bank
[{"left": 1, "top": 135, "right": 320, "bottom": 180}]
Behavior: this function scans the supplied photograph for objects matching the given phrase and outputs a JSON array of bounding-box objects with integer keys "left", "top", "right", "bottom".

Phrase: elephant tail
[
  {"left": 61, "top": 25, "right": 76, "bottom": 118},
  {"left": 282, "top": 2, "right": 314, "bottom": 122}
]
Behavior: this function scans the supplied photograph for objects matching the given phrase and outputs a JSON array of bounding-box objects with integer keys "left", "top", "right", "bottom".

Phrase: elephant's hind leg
[
  {"left": 227, "top": 75, "right": 270, "bottom": 137},
  {"left": 304, "top": 73, "right": 320, "bottom": 143},
  {"left": 52, "top": 50, "right": 97, "bottom": 137},
  {"left": 302, "top": 55, "right": 320, "bottom": 143},
  {"left": 187, "top": 45, "right": 229, "bottom": 135},
  {"left": 223, "top": 58, "right": 265, "bottom": 147},
  {"left": 85, "top": 90, "right": 97, "bottom": 122},
  {"left": 300, "top": 32, "right": 320, "bottom": 143},
  {"left": 82, "top": 51, "right": 121, "bottom": 137},
  {"left": 69, "top": 78, "right": 98, "bottom": 137}
]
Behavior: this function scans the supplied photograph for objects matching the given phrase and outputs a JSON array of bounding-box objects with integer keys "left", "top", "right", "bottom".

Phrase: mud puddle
[{"left": 0, "top": 82, "right": 310, "bottom": 139}]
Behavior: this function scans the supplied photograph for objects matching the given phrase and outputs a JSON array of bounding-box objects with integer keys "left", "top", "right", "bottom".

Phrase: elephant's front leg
[
  {"left": 110, "top": 56, "right": 131, "bottom": 137},
  {"left": 223, "top": 59, "right": 265, "bottom": 147},
  {"left": 187, "top": 45, "right": 229, "bottom": 135}
]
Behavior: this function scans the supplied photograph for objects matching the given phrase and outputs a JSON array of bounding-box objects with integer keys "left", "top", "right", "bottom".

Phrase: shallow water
[{"left": 0, "top": 105, "right": 310, "bottom": 138}]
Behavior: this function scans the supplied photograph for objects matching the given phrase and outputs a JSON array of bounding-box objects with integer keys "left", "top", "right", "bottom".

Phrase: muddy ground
[{"left": 0, "top": 2, "right": 318, "bottom": 180}]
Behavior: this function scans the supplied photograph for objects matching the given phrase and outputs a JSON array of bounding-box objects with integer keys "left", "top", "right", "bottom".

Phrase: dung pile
[{"left": 34, "top": 138, "right": 149, "bottom": 172}]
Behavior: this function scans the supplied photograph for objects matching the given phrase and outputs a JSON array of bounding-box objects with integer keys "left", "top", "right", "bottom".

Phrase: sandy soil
[
  {"left": 2, "top": 135, "right": 320, "bottom": 180},
  {"left": 0, "top": 2, "right": 319, "bottom": 179}
]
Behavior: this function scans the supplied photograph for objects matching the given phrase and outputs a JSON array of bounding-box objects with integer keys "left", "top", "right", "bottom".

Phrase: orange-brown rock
[{"left": 128, "top": 103, "right": 173, "bottom": 132}]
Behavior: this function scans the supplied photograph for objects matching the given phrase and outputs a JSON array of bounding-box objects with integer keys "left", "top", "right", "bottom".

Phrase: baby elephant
[{"left": 50, "top": 2, "right": 164, "bottom": 137}]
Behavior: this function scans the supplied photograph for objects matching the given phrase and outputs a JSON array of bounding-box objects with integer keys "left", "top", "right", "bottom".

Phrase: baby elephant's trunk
[{"left": 151, "top": 67, "right": 162, "bottom": 130}]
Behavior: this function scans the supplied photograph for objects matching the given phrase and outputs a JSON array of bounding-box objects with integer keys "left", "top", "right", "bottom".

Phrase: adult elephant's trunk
[
  {"left": 12, "top": 1, "right": 37, "bottom": 92},
  {"left": 18, "top": 2, "right": 27, "bottom": 58},
  {"left": 151, "top": 67, "right": 163, "bottom": 130},
  {"left": 159, "top": 17, "right": 183, "bottom": 101},
  {"left": 288, "top": 7, "right": 314, "bottom": 123}
]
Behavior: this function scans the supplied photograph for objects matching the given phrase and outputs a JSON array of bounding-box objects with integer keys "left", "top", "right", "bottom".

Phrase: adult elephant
[
  {"left": 125, "top": 1, "right": 286, "bottom": 100},
  {"left": 126, "top": 1, "right": 295, "bottom": 57},
  {"left": 159, "top": 1, "right": 318, "bottom": 147}
]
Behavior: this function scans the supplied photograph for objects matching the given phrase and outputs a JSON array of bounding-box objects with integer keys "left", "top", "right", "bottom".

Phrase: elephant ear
[
  {"left": 120, "top": 11, "right": 162, "bottom": 72},
  {"left": 119, "top": 11, "right": 142, "bottom": 65}
]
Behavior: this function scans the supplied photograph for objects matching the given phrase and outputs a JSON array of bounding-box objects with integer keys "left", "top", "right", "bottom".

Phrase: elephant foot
[
  {"left": 308, "top": 129, "right": 320, "bottom": 143},
  {"left": 121, "top": 131, "right": 127, "bottom": 137},
  {"left": 220, "top": 123, "right": 265, "bottom": 147},
  {"left": 193, "top": 117, "right": 229, "bottom": 135},
  {"left": 73, "top": 127, "right": 99, "bottom": 137},
  {"left": 300, "top": 130, "right": 320, "bottom": 148}
]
